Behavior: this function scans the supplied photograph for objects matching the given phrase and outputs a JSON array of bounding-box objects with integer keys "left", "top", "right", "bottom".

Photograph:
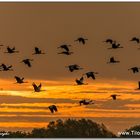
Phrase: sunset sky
[{"left": 0, "top": 2, "right": 140, "bottom": 134}]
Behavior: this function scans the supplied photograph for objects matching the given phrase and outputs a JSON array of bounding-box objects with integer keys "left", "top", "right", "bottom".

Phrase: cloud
[{"left": 0, "top": 94, "right": 75, "bottom": 104}]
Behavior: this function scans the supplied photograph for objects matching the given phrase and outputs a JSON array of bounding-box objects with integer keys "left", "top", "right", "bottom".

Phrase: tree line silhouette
[{"left": 0, "top": 118, "right": 139, "bottom": 138}]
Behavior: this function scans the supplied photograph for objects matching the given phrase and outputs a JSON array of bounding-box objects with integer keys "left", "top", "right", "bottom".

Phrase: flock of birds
[
  {"left": 55, "top": 36, "right": 140, "bottom": 113},
  {"left": 0, "top": 36, "right": 140, "bottom": 114}
]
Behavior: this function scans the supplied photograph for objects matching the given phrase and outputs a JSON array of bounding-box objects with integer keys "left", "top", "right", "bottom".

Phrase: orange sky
[
  {"left": 0, "top": 2, "right": 139, "bottom": 135},
  {"left": 0, "top": 78, "right": 139, "bottom": 134}
]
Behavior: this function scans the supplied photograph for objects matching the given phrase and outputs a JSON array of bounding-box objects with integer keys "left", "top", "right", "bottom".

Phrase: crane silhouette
[
  {"left": 21, "top": 59, "right": 33, "bottom": 67},
  {"left": 32, "top": 82, "right": 42, "bottom": 92},
  {"left": 66, "top": 64, "right": 83, "bottom": 72},
  {"left": 107, "top": 57, "right": 120, "bottom": 63},
  {"left": 48, "top": 105, "right": 58, "bottom": 113},
  {"left": 57, "top": 44, "right": 71, "bottom": 52},
  {"left": 79, "top": 99, "right": 94, "bottom": 106},
  {"left": 0, "top": 63, "right": 13, "bottom": 71},
  {"left": 103, "top": 39, "right": 114, "bottom": 44},
  {"left": 58, "top": 51, "right": 73, "bottom": 55},
  {"left": 108, "top": 41, "right": 123, "bottom": 49},
  {"left": 83, "top": 71, "right": 98, "bottom": 80},
  {"left": 128, "top": 67, "right": 140, "bottom": 73},
  {"left": 110, "top": 94, "right": 120, "bottom": 100},
  {"left": 14, "top": 76, "right": 28, "bottom": 84},
  {"left": 130, "top": 37, "right": 140, "bottom": 43},
  {"left": 4, "top": 46, "right": 19, "bottom": 54},
  {"left": 75, "top": 37, "right": 88, "bottom": 45},
  {"left": 75, "top": 77, "right": 87, "bottom": 85},
  {"left": 32, "top": 47, "right": 45, "bottom": 55}
]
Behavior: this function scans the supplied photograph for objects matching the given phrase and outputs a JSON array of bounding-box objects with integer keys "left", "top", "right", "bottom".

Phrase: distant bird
[
  {"left": 66, "top": 64, "right": 83, "bottom": 72},
  {"left": 0, "top": 63, "right": 13, "bottom": 71},
  {"left": 4, "top": 46, "right": 19, "bottom": 54},
  {"left": 103, "top": 39, "right": 114, "bottom": 44},
  {"left": 130, "top": 37, "right": 140, "bottom": 43},
  {"left": 136, "top": 81, "right": 140, "bottom": 90},
  {"left": 75, "top": 77, "right": 87, "bottom": 85},
  {"left": 21, "top": 59, "right": 33, "bottom": 67},
  {"left": 48, "top": 105, "right": 58, "bottom": 113},
  {"left": 108, "top": 41, "right": 123, "bottom": 49},
  {"left": 14, "top": 76, "right": 27, "bottom": 84},
  {"left": 107, "top": 57, "right": 120, "bottom": 63},
  {"left": 32, "top": 47, "right": 45, "bottom": 55},
  {"left": 83, "top": 71, "right": 98, "bottom": 80},
  {"left": 128, "top": 67, "right": 140, "bottom": 73},
  {"left": 110, "top": 94, "right": 120, "bottom": 100},
  {"left": 79, "top": 99, "right": 94, "bottom": 106},
  {"left": 32, "top": 82, "right": 42, "bottom": 92},
  {"left": 75, "top": 37, "right": 88, "bottom": 45},
  {"left": 57, "top": 44, "right": 71, "bottom": 52},
  {"left": 58, "top": 51, "right": 73, "bottom": 55}
]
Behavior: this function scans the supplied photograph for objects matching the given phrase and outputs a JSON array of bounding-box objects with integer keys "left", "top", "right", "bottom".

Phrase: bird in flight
[
  {"left": 32, "top": 47, "right": 45, "bottom": 55},
  {"left": 130, "top": 37, "right": 140, "bottom": 44},
  {"left": 58, "top": 51, "right": 73, "bottom": 55},
  {"left": 75, "top": 37, "right": 88, "bottom": 45},
  {"left": 75, "top": 77, "right": 87, "bottom": 85},
  {"left": 103, "top": 39, "right": 114, "bottom": 44},
  {"left": 107, "top": 57, "right": 120, "bottom": 63},
  {"left": 83, "top": 71, "right": 98, "bottom": 80},
  {"left": 0, "top": 63, "right": 13, "bottom": 71},
  {"left": 110, "top": 94, "right": 120, "bottom": 100},
  {"left": 14, "top": 76, "right": 28, "bottom": 84},
  {"left": 128, "top": 67, "right": 140, "bottom": 74},
  {"left": 66, "top": 64, "right": 83, "bottom": 72},
  {"left": 48, "top": 105, "right": 58, "bottom": 113},
  {"left": 57, "top": 44, "right": 71, "bottom": 52},
  {"left": 32, "top": 82, "right": 42, "bottom": 92},
  {"left": 21, "top": 59, "right": 33, "bottom": 67},
  {"left": 79, "top": 99, "right": 94, "bottom": 106},
  {"left": 4, "top": 46, "right": 19, "bottom": 54},
  {"left": 108, "top": 41, "right": 123, "bottom": 49}
]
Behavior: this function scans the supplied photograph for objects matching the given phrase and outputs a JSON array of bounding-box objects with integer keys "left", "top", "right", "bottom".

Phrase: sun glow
[{"left": 0, "top": 78, "right": 139, "bottom": 133}]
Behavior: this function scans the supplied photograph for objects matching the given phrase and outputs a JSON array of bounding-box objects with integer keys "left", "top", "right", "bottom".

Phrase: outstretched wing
[
  {"left": 75, "top": 79, "right": 81, "bottom": 85},
  {"left": 53, "top": 105, "right": 58, "bottom": 112},
  {"left": 35, "top": 47, "right": 40, "bottom": 53},
  {"left": 106, "top": 39, "right": 113, "bottom": 44},
  {"left": 73, "top": 64, "right": 79, "bottom": 69},
  {"left": 48, "top": 106, "right": 54, "bottom": 113},
  {"left": 81, "top": 39, "right": 85, "bottom": 44},
  {"left": 111, "top": 95, "right": 116, "bottom": 100},
  {"left": 63, "top": 45, "right": 69, "bottom": 52},
  {"left": 26, "top": 61, "right": 31, "bottom": 67},
  {"left": 7, "top": 47, "right": 11, "bottom": 52},
  {"left": 32, "top": 82, "right": 38, "bottom": 91},
  {"left": 15, "top": 76, "right": 21, "bottom": 82},
  {"left": 38, "top": 83, "right": 42, "bottom": 90},
  {"left": 8, "top": 65, "right": 12, "bottom": 69},
  {"left": 1, "top": 64, "right": 7, "bottom": 69},
  {"left": 110, "top": 57, "right": 114, "bottom": 62},
  {"left": 69, "top": 67, "right": 74, "bottom": 72},
  {"left": 90, "top": 73, "right": 95, "bottom": 80},
  {"left": 131, "top": 37, "right": 139, "bottom": 43},
  {"left": 80, "top": 77, "right": 84, "bottom": 82}
]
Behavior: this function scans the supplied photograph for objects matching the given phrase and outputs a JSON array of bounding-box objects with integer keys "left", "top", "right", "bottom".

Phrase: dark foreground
[{"left": 0, "top": 118, "right": 139, "bottom": 138}]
